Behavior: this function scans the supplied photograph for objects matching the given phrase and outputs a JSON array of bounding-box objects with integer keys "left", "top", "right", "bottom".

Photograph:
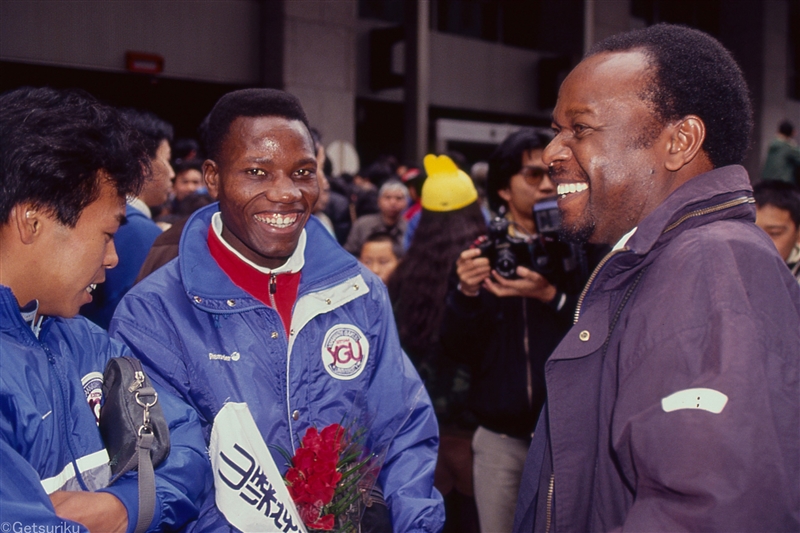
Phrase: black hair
[
  {"left": 0, "top": 87, "right": 148, "bottom": 227},
  {"left": 173, "top": 158, "right": 204, "bottom": 176},
  {"left": 204, "top": 88, "right": 310, "bottom": 161},
  {"left": 175, "top": 191, "right": 215, "bottom": 217},
  {"left": 172, "top": 137, "right": 201, "bottom": 164},
  {"left": 753, "top": 180, "right": 800, "bottom": 227},
  {"left": 589, "top": 23, "right": 753, "bottom": 168},
  {"left": 779, "top": 120, "right": 795, "bottom": 138},
  {"left": 487, "top": 128, "right": 552, "bottom": 213},
  {"left": 361, "top": 231, "right": 402, "bottom": 259},
  {"left": 119, "top": 108, "right": 173, "bottom": 159},
  {"left": 388, "top": 202, "right": 487, "bottom": 357},
  {"left": 358, "top": 160, "right": 395, "bottom": 189}
]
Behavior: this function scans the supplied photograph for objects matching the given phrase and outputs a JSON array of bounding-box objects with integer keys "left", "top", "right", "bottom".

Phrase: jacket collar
[
  {"left": 178, "top": 203, "right": 360, "bottom": 307},
  {"left": 625, "top": 165, "right": 754, "bottom": 257}
]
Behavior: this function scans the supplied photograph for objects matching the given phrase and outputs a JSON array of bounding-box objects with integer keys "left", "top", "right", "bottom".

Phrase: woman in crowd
[{"left": 388, "top": 154, "right": 486, "bottom": 533}]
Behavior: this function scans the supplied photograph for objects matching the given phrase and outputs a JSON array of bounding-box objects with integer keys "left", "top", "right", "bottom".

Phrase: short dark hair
[
  {"left": 754, "top": 180, "right": 800, "bottom": 227},
  {"left": 363, "top": 230, "right": 403, "bottom": 259},
  {"left": 589, "top": 23, "right": 753, "bottom": 168},
  {"left": 487, "top": 128, "right": 552, "bottom": 213},
  {"left": 173, "top": 158, "right": 204, "bottom": 176},
  {"left": 120, "top": 108, "right": 173, "bottom": 159},
  {"left": 204, "top": 88, "right": 310, "bottom": 161},
  {"left": 0, "top": 87, "right": 148, "bottom": 227},
  {"left": 778, "top": 120, "right": 795, "bottom": 138}
]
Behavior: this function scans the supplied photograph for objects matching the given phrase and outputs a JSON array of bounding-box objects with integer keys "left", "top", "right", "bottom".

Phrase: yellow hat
[{"left": 421, "top": 154, "right": 478, "bottom": 212}]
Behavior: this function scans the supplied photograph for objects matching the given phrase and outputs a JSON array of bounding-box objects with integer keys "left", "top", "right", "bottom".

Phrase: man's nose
[
  {"left": 542, "top": 136, "right": 568, "bottom": 166},
  {"left": 105, "top": 239, "right": 119, "bottom": 269},
  {"left": 266, "top": 173, "right": 302, "bottom": 203}
]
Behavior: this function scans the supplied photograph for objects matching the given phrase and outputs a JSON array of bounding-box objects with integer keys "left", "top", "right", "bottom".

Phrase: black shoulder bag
[{"left": 99, "top": 357, "right": 170, "bottom": 533}]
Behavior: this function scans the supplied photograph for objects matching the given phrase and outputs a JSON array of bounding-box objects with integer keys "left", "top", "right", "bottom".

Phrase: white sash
[{"left": 209, "top": 402, "right": 308, "bottom": 533}]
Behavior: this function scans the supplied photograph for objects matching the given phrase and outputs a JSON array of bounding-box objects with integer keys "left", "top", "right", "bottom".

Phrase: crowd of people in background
[{"left": 2, "top": 22, "right": 799, "bottom": 533}]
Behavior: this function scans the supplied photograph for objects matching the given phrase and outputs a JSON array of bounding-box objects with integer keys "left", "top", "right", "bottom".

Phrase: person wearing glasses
[{"left": 439, "top": 128, "right": 601, "bottom": 533}]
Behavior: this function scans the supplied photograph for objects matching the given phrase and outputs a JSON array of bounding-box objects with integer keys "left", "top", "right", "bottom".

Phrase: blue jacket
[
  {"left": 111, "top": 204, "right": 445, "bottom": 533},
  {"left": 0, "top": 285, "right": 211, "bottom": 532},
  {"left": 513, "top": 166, "right": 800, "bottom": 532}
]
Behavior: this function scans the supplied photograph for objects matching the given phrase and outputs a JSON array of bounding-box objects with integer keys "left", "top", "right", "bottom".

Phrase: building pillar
[{"left": 404, "top": 0, "right": 430, "bottom": 164}]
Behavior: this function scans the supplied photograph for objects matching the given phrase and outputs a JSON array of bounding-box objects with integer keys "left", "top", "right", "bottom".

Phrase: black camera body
[
  {"left": 477, "top": 197, "right": 589, "bottom": 293},
  {"left": 475, "top": 217, "right": 532, "bottom": 279}
]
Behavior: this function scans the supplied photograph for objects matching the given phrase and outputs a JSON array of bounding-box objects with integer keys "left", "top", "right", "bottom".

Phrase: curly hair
[
  {"left": 388, "top": 202, "right": 487, "bottom": 356},
  {"left": 0, "top": 87, "right": 148, "bottom": 227},
  {"left": 204, "top": 88, "right": 310, "bottom": 161},
  {"left": 589, "top": 23, "right": 753, "bottom": 168}
]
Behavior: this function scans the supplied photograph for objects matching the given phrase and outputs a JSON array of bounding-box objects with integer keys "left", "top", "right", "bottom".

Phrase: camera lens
[{"left": 495, "top": 248, "right": 517, "bottom": 278}]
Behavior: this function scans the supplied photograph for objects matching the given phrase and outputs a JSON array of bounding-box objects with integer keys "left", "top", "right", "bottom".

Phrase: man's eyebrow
[
  {"left": 296, "top": 157, "right": 318, "bottom": 167},
  {"left": 565, "top": 106, "right": 594, "bottom": 119},
  {"left": 244, "top": 156, "right": 274, "bottom": 165}
]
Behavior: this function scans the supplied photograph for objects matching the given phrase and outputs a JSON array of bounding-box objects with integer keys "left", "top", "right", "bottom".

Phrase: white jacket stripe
[{"left": 40, "top": 448, "right": 109, "bottom": 494}]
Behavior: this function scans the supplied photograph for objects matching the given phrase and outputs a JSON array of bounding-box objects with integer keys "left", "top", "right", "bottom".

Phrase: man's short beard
[{"left": 558, "top": 219, "right": 595, "bottom": 244}]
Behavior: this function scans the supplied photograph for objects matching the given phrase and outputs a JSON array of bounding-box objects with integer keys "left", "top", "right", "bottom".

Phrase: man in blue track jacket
[
  {"left": 0, "top": 87, "right": 211, "bottom": 532},
  {"left": 110, "top": 88, "right": 444, "bottom": 533}
]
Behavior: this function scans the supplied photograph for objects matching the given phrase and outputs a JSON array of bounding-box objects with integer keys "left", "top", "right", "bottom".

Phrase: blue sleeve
[
  {"left": 0, "top": 439, "right": 89, "bottom": 532},
  {"left": 93, "top": 335, "right": 212, "bottom": 533},
  {"left": 363, "top": 273, "right": 445, "bottom": 533}
]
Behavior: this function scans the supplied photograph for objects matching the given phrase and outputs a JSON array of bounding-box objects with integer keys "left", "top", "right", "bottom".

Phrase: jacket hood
[{"left": 178, "top": 203, "right": 361, "bottom": 310}]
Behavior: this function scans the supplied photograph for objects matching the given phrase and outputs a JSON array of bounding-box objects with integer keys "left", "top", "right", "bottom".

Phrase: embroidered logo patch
[
  {"left": 209, "top": 351, "right": 241, "bottom": 362},
  {"left": 81, "top": 371, "right": 104, "bottom": 425},
  {"left": 322, "top": 324, "right": 369, "bottom": 380}
]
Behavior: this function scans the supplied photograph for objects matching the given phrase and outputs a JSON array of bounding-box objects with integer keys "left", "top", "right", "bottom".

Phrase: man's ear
[
  {"left": 12, "top": 204, "right": 43, "bottom": 245},
  {"left": 497, "top": 187, "right": 512, "bottom": 205},
  {"left": 665, "top": 115, "right": 706, "bottom": 172},
  {"left": 203, "top": 160, "right": 220, "bottom": 198}
]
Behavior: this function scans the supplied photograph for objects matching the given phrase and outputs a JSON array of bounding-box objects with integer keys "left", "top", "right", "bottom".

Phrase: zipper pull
[
  {"left": 128, "top": 370, "right": 145, "bottom": 392},
  {"left": 269, "top": 273, "right": 277, "bottom": 295}
]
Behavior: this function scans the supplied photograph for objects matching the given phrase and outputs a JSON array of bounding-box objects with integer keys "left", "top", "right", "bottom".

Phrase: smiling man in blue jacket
[
  {"left": 110, "top": 88, "right": 444, "bottom": 533},
  {"left": 0, "top": 87, "right": 211, "bottom": 532}
]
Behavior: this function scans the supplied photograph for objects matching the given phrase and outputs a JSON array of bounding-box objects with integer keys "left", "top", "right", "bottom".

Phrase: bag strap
[
  {"left": 133, "top": 382, "right": 158, "bottom": 533},
  {"left": 107, "top": 374, "right": 158, "bottom": 533},
  {"left": 135, "top": 425, "right": 156, "bottom": 533}
]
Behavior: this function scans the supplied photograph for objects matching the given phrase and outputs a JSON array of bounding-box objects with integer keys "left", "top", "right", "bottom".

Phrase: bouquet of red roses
[{"left": 280, "top": 422, "right": 379, "bottom": 532}]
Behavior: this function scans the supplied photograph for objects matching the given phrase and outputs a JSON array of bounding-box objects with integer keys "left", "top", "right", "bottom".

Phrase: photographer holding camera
[{"left": 440, "top": 129, "right": 599, "bottom": 533}]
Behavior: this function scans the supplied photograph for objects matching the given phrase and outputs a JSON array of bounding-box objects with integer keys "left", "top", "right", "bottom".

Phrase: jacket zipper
[
  {"left": 545, "top": 472, "right": 555, "bottom": 533},
  {"left": 573, "top": 248, "right": 624, "bottom": 324},
  {"left": 662, "top": 196, "right": 754, "bottom": 233},
  {"left": 44, "top": 343, "right": 89, "bottom": 491},
  {"left": 573, "top": 196, "right": 754, "bottom": 323},
  {"left": 268, "top": 273, "right": 277, "bottom": 309}
]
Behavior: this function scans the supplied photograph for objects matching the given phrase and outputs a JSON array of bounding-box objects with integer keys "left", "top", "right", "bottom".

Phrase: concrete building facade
[{"left": 1, "top": 0, "right": 798, "bottom": 179}]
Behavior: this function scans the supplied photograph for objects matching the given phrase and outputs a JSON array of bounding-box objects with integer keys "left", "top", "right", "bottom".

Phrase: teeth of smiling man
[
  {"left": 557, "top": 183, "right": 589, "bottom": 196},
  {"left": 86, "top": 283, "right": 97, "bottom": 294},
  {"left": 254, "top": 213, "right": 298, "bottom": 229}
]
